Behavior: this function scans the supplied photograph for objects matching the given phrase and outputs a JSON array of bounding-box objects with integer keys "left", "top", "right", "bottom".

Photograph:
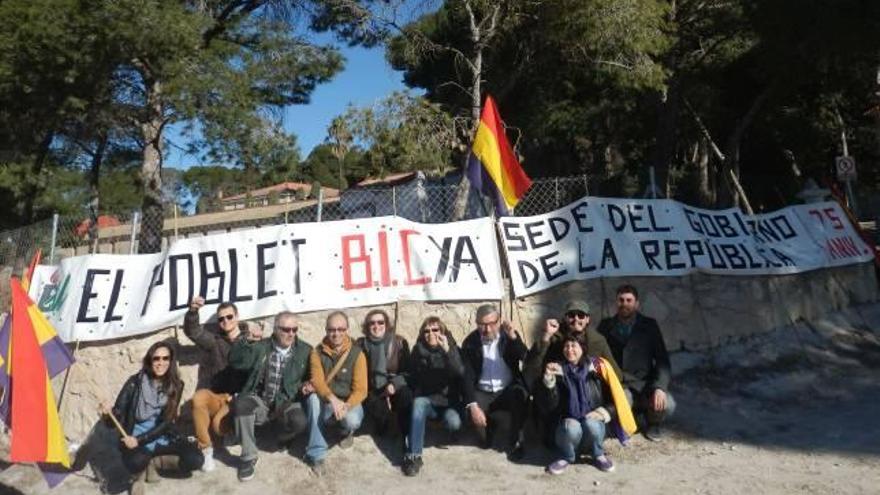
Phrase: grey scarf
[
  {"left": 136, "top": 372, "right": 168, "bottom": 422},
  {"left": 364, "top": 332, "right": 393, "bottom": 391}
]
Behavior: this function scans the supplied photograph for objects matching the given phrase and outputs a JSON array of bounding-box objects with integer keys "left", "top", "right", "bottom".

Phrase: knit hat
[{"left": 564, "top": 299, "right": 591, "bottom": 315}]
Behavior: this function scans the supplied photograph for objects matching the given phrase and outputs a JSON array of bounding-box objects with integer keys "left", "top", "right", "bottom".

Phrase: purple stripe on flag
[
  {"left": 467, "top": 153, "right": 510, "bottom": 216},
  {"left": 37, "top": 462, "right": 71, "bottom": 488},
  {"left": 0, "top": 316, "right": 9, "bottom": 427},
  {"left": 42, "top": 337, "right": 74, "bottom": 379}
]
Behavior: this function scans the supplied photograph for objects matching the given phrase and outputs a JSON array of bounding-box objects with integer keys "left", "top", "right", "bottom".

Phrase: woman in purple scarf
[{"left": 537, "top": 335, "right": 619, "bottom": 475}]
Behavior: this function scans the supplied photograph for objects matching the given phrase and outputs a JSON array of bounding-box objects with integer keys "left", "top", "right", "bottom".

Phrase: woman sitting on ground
[
  {"left": 403, "top": 316, "right": 466, "bottom": 476},
  {"left": 538, "top": 335, "right": 636, "bottom": 475},
  {"left": 102, "top": 341, "right": 203, "bottom": 490},
  {"left": 357, "top": 309, "right": 413, "bottom": 437}
]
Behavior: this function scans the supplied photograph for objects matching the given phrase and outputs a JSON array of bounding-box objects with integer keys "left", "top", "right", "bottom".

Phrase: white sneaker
[{"left": 201, "top": 447, "right": 216, "bottom": 472}]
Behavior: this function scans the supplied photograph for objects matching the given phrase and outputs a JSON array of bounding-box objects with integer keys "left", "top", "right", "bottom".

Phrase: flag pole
[{"left": 56, "top": 339, "right": 81, "bottom": 415}]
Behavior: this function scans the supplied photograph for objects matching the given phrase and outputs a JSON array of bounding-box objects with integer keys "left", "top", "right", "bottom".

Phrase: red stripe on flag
[
  {"left": 10, "top": 279, "right": 49, "bottom": 462},
  {"left": 481, "top": 97, "right": 532, "bottom": 200}
]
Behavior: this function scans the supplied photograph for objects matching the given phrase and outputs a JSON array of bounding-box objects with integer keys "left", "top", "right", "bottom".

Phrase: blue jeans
[
  {"left": 304, "top": 393, "right": 364, "bottom": 463},
  {"left": 555, "top": 417, "right": 606, "bottom": 462},
  {"left": 407, "top": 397, "right": 461, "bottom": 457}
]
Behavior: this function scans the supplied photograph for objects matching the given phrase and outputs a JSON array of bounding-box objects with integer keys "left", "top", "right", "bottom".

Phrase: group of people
[{"left": 102, "top": 284, "right": 675, "bottom": 493}]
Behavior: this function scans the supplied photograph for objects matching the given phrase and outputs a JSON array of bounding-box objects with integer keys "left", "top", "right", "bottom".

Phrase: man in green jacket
[{"left": 229, "top": 311, "right": 312, "bottom": 482}]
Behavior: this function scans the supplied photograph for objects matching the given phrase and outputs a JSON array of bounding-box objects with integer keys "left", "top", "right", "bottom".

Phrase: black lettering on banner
[
  {"left": 290, "top": 237, "right": 307, "bottom": 294},
  {"left": 577, "top": 239, "right": 596, "bottom": 273},
  {"left": 640, "top": 240, "right": 662, "bottom": 270},
  {"left": 715, "top": 215, "right": 738, "bottom": 238},
  {"left": 227, "top": 248, "right": 253, "bottom": 303},
  {"left": 570, "top": 201, "right": 594, "bottom": 232},
  {"left": 525, "top": 221, "right": 551, "bottom": 249},
  {"left": 548, "top": 217, "right": 570, "bottom": 241},
  {"left": 704, "top": 241, "right": 727, "bottom": 269},
  {"left": 450, "top": 237, "right": 486, "bottom": 283},
  {"left": 664, "top": 240, "right": 686, "bottom": 270},
  {"left": 684, "top": 208, "right": 703, "bottom": 234},
  {"left": 647, "top": 205, "right": 672, "bottom": 232},
  {"left": 753, "top": 246, "right": 780, "bottom": 267},
  {"left": 771, "top": 215, "right": 798, "bottom": 239},
  {"left": 169, "top": 254, "right": 194, "bottom": 311},
  {"left": 770, "top": 247, "right": 796, "bottom": 267},
  {"left": 430, "top": 236, "right": 453, "bottom": 282},
  {"left": 77, "top": 269, "right": 109, "bottom": 323},
  {"left": 684, "top": 240, "right": 704, "bottom": 267},
  {"left": 539, "top": 251, "right": 567, "bottom": 282},
  {"left": 753, "top": 219, "right": 780, "bottom": 243},
  {"left": 517, "top": 260, "right": 540, "bottom": 289},
  {"left": 739, "top": 244, "right": 764, "bottom": 268},
  {"left": 698, "top": 213, "right": 720, "bottom": 237},
  {"left": 256, "top": 242, "right": 278, "bottom": 299},
  {"left": 607, "top": 204, "right": 627, "bottom": 232},
  {"left": 104, "top": 270, "right": 125, "bottom": 322},
  {"left": 733, "top": 212, "right": 751, "bottom": 238},
  {"left": 198, "top": 251, "right": 225, "bottom": 304},
  {"left": 600, "top": 238, "right": 619, "bottom": 269},
  {"left": 720, "top": 244, "right": 746, "bottom": 269},
  {"left": 140, "top": 262, "right": 164, "bottom": 317},
  {"left": 502, "top": 223, "right": 527, "bottom": 251},
  {"left": 628, "top": 204, "right": 649, "bottom": 232}
]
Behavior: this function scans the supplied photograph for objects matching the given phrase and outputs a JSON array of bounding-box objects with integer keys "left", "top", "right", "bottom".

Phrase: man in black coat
[
  {"left": 461, "top": 304, "right": 529, "bottom": 460},
  {"left": 597, "top": 284, "right": 675, "bottom": 441}
]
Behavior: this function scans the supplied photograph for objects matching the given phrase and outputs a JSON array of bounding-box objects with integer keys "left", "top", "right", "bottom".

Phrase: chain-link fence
[{"left": 0, "top": 175, "right": 590, "bottom": 276}]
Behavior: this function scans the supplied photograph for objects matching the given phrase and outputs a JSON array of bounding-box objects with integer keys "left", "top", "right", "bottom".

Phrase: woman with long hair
[
  {"left": 356, "top": 309, "right": 413, "bottom": 437},
  {"left": 103, "top": 340, "right": 202, "bottom": 491}
]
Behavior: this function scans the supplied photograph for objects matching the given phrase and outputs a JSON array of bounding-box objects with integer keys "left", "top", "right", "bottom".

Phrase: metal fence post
[
  {"left": 129, "top": 211, "right": 140, "bottom": 254},
  {"left": 49, "top": 213, "right": 59, "bottom": 264},
  {"left": 582, "top": 174, "right": 589, "bottom": 195},
  {"left": 316, "top": 188, "right": 324, "bottom": 222},
  {"left": 554, "top": 177, "right": 560, "bottom": 208}
]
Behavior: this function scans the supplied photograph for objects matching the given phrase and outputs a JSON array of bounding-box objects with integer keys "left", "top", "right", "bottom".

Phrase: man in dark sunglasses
[
  {"left": 229, "top": 311, "right": 314, "bottom": 481},
  {"left": 184, "top": 297, "right": 263, "bottom": 473}
]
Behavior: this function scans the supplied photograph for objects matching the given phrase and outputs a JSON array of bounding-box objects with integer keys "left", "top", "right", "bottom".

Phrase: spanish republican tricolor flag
[
  {"left": 466, "top": 95, "right": 532, "bottom": 216},
  {"left": 0, "top": 276, "right": 75, "bottom": 484}
]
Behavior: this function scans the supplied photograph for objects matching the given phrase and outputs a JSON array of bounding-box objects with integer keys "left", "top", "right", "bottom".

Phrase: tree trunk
[
  {"left": 88, "top": 136, "right": 108, "bottom": 252},
  {"left": 23, "top": 130, "right": 54, "bottom": 222},
  {"left": 695, "top": 137, "right": 713, "bottom": 206},
  {"left": 718, "top": 85, "right": 772, "bottom": 208},
  {"left": 138, "top": 77, "right": 166, "bottom": 254},
  {"left": 651, "top": 83, "right": 680, "bottom": 198}
]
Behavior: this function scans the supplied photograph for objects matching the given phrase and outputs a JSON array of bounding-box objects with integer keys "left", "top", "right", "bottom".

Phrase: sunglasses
[
  {"left": 277, "top": 326, "right": 298, "bottom": 334},
  {"left": 151, "top": 355, "right": 171, "bottom": 362},
  {"left": 368, "top": 320, "right": 386, "bottom": 327},
  {"left": 326, "top": 327, "right": 347, "bottom": 333},
  {"left": 478, "top": 318, "right": 500, "bottom": 328},
  {"left": 423, "top": 327, "right": 441, "bottom": 334},
  {"left": 218, "top": 314, "right": 236, "bottom": 322},
  {"left": 566, "top": 311, "right": 589, "bottom": 320}
]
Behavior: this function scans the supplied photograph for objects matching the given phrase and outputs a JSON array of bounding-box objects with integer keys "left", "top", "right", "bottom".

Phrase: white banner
[
  {"left": 30, "top": 216, "right": 503, "bottom": 342},
  {"left": 499, "top": 197, "right": 874, "bottom": 297}
]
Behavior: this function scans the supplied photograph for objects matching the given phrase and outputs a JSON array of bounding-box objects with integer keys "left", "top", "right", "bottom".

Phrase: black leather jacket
[{"left": 110, "top": 372, "right": 180, "bottom": 446}]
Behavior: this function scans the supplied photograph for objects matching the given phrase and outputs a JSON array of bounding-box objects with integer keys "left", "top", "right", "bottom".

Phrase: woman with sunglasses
[
  {"left": 356, "top": 309, "right": 413, "bottom": 438},
  {"left": 402, "top": 316, "right": 465, "bottom": 476},
  {"left": 103, "top": 340, "right": 203, "bottom": 492}
]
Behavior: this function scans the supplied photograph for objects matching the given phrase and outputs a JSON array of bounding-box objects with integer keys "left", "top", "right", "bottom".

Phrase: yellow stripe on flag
[
  {"left": 44, "top": 374, "right": 70, "bottom": 467},
  {"left": 26, "top": 304, "right": 57, "bottom": 346},
  {"left": 471, "top": 122, "right": 519, "bottom": 209}
]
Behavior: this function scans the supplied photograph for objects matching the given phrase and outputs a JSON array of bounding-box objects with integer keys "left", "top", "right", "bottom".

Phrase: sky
[{"left": 164, "top": 43, "right": 411, "bottom": 170}]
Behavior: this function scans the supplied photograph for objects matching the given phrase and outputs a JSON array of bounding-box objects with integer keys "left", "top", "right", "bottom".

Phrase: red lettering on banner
[
  {"left": 826, "top": 236, "right": 860, "bottom": 259},
  {"left": 378, "top": 230, "right": 391, "bottom": 286},
  {"left": 809, "top": 208, "right": 845, "bottom": 230},
  {"left": 400, "top": 229, "right": 430, "bottom": 285},
  {"left": 341, "top": 234, "right": 372, "bottom": 289}
]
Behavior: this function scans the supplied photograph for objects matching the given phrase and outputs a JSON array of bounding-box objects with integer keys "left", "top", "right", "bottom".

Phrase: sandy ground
[{"left": 2, "top": 322, "right": 880, "bottom": 495}]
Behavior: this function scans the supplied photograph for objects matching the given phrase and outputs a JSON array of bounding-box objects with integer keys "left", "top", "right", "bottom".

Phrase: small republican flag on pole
[{"left": 466, "top": 95, "right": 532, "bottom": 216}]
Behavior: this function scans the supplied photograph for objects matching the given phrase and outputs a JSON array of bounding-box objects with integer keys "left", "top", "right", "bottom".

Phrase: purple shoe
[
  {"left": 593, "top": 455, "right": 615, "bottom": 472},
  {"left": 546, "top": 459, "right": 569, "bottom": 475}
]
